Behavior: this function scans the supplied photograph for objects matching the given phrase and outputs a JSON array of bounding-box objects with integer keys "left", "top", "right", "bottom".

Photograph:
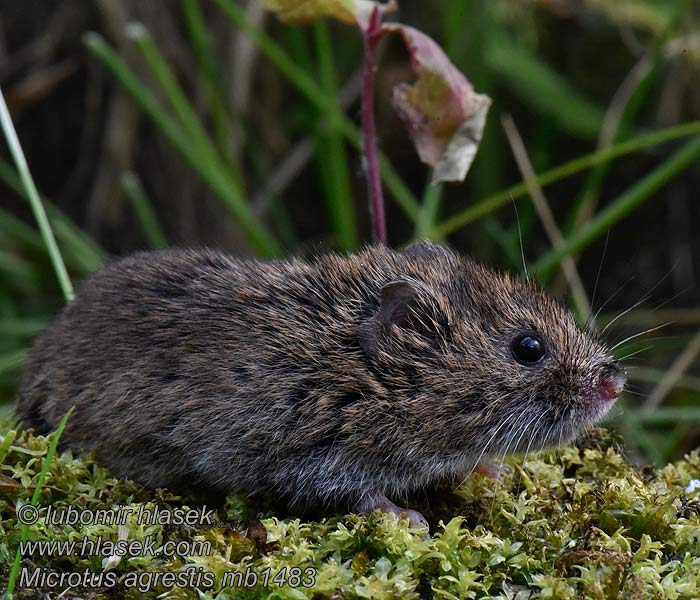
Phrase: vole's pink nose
[{"left": 599, "top": 367, "right": 625, "bottom": 401}]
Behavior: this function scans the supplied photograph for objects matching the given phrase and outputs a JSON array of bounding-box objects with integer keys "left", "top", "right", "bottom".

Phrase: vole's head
[{"left": 359, "top": 240, "right": 624, "bottom": 461}]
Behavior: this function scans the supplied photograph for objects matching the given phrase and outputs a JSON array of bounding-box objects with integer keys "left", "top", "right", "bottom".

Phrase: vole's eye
[{"left": 512, "top": 334, "right": 546, "bottom": 365}]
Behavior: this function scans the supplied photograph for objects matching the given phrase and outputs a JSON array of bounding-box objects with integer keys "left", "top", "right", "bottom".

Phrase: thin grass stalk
[
  {"left": 0, "top": 159, "right": 106, "bottom": 272},
  {"left": 180, "top": 0, "right": 242, "bottom": 182},
  {"left": 121, "top": 172, "right": 168, "bottom": 249},
  {"left": 314, "top": 21, "right": 358, "bottom": 250},
  {"left": 501, "top": 114, "right": 591, "bottom": 317},
  {"left": 414, "top": 182, "right": 444, "bottom": 239},
  {"left": 0, "top": 88, "right": 74, "bottom": 301}
]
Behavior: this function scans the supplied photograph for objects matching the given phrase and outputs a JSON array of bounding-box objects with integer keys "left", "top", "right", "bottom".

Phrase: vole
[{"left": 16, "top": 240, "right": 625, "bottom": 526}]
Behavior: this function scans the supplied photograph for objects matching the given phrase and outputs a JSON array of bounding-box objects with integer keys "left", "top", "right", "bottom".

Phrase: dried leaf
[
  {"left": 0, "top": 473, "right": 23, "bottom": 491},
  {"left": 260, "top": 0, "right": 395, "bottom": 28},
  {"left": 0, "top": 473, "right": 64, "bottom": 494},
  {"left": 384, "top": 24, "right": 491, "bottom": 183},
  {"left": 102, "top": 524, "right": 129, "bottom": 571},
  {"left": 246, "top": 519, "right": 279, "bottom": 553}
]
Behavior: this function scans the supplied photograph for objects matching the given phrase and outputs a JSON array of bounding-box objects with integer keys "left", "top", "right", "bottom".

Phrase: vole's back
[{"left": 16, "top": 245, "right": 457, "bottom": 498}]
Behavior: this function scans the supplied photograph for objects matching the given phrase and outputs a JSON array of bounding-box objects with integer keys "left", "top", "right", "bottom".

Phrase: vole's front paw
[
  {"left": 355, "top": 493, "right": 428, "bottom": 529},
  {"left": 473, "top": 460, "right": 512, "bottom": 481},
  {"left": 454, "top": 461, "right": 512, "bottom": 487}
]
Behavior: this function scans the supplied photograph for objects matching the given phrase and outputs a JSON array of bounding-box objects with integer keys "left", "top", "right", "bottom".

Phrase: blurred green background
[{"left": 1, "top": 0, "right": 699, "bottom": 466}]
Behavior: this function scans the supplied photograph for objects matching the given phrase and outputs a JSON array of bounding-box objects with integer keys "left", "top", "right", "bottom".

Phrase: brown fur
[{"left": 16, "top": 241, "right": 622, "bottom": 518}]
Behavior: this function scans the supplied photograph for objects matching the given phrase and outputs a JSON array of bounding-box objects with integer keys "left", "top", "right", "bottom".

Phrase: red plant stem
[{"left": 361, "top": 6, "right": 386, "bottom": 244}]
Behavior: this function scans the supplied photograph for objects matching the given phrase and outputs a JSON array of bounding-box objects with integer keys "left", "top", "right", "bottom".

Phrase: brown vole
[{"left": 16, "top": 241, "right": 624, "bottom": 526}]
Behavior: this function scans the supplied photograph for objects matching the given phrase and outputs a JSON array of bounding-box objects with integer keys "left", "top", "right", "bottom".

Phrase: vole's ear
[
  {"left": 401, "top": 239, "right": 454, "bottom": 260},
  {"left": 360, "top": 278, "right": 449, "bottom": 356}
]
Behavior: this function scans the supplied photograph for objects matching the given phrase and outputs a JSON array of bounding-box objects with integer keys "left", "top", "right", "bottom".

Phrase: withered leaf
[
  {"left": 260, "top": 0, "right": 395, "bottom": 28},
  {"left": 384, "top": 24, "right": 491, "bottom": 183}
]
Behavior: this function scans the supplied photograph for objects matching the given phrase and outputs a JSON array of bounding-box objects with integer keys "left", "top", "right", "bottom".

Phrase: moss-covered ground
[{"left": 2, "top": 425, "right": 700, "bottom": 599}]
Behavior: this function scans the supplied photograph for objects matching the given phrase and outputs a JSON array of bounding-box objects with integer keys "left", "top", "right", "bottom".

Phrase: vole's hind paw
[{"left": 355, "top": 492, "right": 428, "bottom": 530}]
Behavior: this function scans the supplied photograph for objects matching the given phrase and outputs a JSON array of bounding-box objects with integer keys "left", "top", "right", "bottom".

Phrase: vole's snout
[{"left": 598, "top": 364, "right": 625, "bottom": 401}]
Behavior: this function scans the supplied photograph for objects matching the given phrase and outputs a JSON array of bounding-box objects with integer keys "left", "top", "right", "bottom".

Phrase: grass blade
[
  {"left": 485, "top": 34, "right": 605, "bottom": 139},
  {"left": 629, "top": 367, "right": 700, "bottom": 393},
  {"left": 121, "top": 171, "right": 168, "bottom": 249},
  {"left": 0, "top": 318, "right": 47, "bottom": 338},
  {"left": 0, "top": 158, "right": 106, "bottom": 273},
  {"left": 563, "top": 0, "right": 686, "bottom": 238},
  {"left": 0, "top": 350, "right": 27, "bottom": 376},
  {"left": 313, "top": 21, "right": 358, "bottom": 251},
  {"left": 623, "top": 406, "right": 700, "bottom": 423},
  {"left": 501, "top": 114, "right": 590, "bottom": 317},
  {"left": 643, "top": 329, "right": 700, "bottom": 413},
  {"left": 414, "top": 182, "right": 444, "bottom": 239},
  {"left": 0, "top": 88, "right": 74, "bottom": 301},
  {"left": 128, "top": 23, "right": 219, "bottom": 156},
  {"left": 180, "top": 0, "right": 242, "bottom": 182},
  {"left": 5, "top": 408, "right": 73, "bottom": 600}
]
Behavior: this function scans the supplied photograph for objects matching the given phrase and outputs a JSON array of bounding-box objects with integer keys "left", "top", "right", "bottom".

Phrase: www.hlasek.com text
[{"left": 19, "top": 535, "right": 211, "bottom": 558}]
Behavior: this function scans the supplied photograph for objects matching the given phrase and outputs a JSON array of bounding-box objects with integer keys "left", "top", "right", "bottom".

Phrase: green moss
[{"left": 2, "top": 425, "right": 700, "bottom": 599}]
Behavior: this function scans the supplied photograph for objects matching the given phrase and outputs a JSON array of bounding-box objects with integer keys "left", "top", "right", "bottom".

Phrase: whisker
[
  {"left": 489, "top": 409, "right": 532, "bottom": 516},
  {"left": 602, "top": 297, "right": 651, "bottom": 335},
  {"left": 518, "top": 409, "right": 551, "bottom": 488},
  {"left": 591, "top": 275, "right": 636, "bottom": 327},
  {"left": 541, "top": 417, "right": 558, "bottom": 450},
  {"left": 558, "top": 424, "right": 563, "bottom": 450},
  {"left": 601, "top": 262, "right": 678, "bottom": 335},
  {"left": 511, "top": 194, "right": 529, "bottom": 282},
  {"left": 611, "top": 322, "right": 673, "bottom": 351},
  {"left": 617, "top": 346, "right": 654, "bottom": 361},
  {"left": 588, "top": 229, "right": 610, "bottom": 327}
]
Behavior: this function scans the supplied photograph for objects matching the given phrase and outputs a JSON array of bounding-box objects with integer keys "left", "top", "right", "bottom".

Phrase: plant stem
[{"left": 362, "top": 7, "right": 386, "bottom": 244}]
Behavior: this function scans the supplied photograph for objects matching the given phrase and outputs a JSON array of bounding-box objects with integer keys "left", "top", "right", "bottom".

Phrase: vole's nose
[{"left": 599, "top": 364, "right": 625, "bottom": 401}]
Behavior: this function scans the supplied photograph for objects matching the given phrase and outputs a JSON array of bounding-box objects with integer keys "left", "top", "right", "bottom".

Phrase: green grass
[
  {"left": 85, "top": 30, "right": 280, "bottom": 257},
  {"left": 484, "top": 33, "right": 606, "bottom": 139},
  {"left": 534, "top": 136, "right": 700, "bottom": 276},
  {"left": 434, "top": 119, "right": 700, "bottom": 237},
  {"left": 313, "top": 20, "right": 358, "bottom": 251},
  {"left": 2, "top": 425, "right": 700, "bottom": 598}
]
